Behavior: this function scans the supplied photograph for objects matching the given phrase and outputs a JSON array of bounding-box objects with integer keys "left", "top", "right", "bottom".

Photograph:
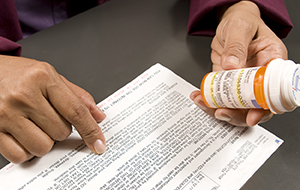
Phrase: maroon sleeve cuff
[{"left": 0, "top": 37, "right": 22, "bottom": 56}]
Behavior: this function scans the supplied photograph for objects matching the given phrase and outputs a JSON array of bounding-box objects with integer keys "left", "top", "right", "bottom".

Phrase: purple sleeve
[
  {"left": 0, "top": 0, "right": 23, "bottom": 55},
  {"left": 0, "top": 37, "right": 22, "bottom": 56},
  {"left": 188, "top": 0, "right": 293, "bottom": 38}
]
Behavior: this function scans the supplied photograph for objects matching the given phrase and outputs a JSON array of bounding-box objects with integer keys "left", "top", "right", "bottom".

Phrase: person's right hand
[
  {"left": 190, "top": 1, "right": 287, "bottom": 127},
  {"left": 0, "top": 55, "right": 106, "bottom": 164}
]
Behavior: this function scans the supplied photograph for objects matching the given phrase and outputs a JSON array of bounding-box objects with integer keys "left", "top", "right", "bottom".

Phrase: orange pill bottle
[{"left": 200, "top": 59, "right": 300, "bottom": 114}]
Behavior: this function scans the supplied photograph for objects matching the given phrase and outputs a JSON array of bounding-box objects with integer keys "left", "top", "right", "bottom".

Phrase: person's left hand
[
  {"left": 0, "top": 55, "right": 107, "bottom": 163},
  {"left": 190, "top": 1, "right": 287, "bottom": 126}
]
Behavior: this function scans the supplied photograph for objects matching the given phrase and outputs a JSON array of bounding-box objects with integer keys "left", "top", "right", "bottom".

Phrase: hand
[
  {"left": 0, "top": 55, "right": 106, "bottom": 163},
  {"left": 191, "top": 1, "right": 287, "bottom": 126}
]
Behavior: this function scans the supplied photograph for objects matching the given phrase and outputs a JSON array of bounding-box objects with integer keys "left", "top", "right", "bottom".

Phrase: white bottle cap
[
  {"left": 264, "top": 59, "right": 286, "bottom": 113},
  {"left": 264, "top": 59, "right": 300, "bottom": 114},
  {"left": 281, "top": 61, "right": 299, "bottom": 110}
]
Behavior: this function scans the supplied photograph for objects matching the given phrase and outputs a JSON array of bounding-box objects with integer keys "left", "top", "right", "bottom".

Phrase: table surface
[{"left": 1, "top": 0, "right": 300, "bottom": 189}]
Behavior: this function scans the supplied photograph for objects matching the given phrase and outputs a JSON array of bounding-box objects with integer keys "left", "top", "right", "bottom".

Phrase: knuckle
[
  {"left": 0, "top": 144, "right": 33, "bottom": 164},
  {"left": 259, "top": 36, "right": 288, "bottom": 59},
  {"left": 226, "top": 41, "right": 247, "bottom": 56},
  {"left": 0, "top": 61, "right": 57, "bottom": 108},
  {"left": 271, "top": 42, "right": 288, "bottom": 59},
  {"left": 5, "top": 88, "right": 30, "bottom": 105},
  {"left": 80, "top": 90, "right": 94, "bottom": 102},
  {"left": 68, "top": 103, "right": 89, "bottom": 122},
  {"left": 80, "top": 126, "right": 101, "bottom": 140},
  {"left": 1, "top": 87, "right": 35, "bottom": 113},
  {"left": 9, "top": 154, "right": 30, "bottom": 164},
  {"left": 211, "top": 50, "right": 220, "bottom": 63},
  {"left": 27, "top": 61, "right": 56, "bottom": 81},
  {"left": 52, "top": 127, "right": 72, "bottom": 141},
  {"left": 210, "top": 36, "right": 219, "bottom": 49},
  {"left": 34, "top": 141, "right": 53, "bottom": 157},
  {"left": 236, "top": 18, "right": 253, "bottom": 32}
]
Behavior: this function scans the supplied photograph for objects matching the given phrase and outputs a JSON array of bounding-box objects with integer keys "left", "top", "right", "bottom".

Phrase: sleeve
[
  {"left": 188, "top": 0, "right": 293, "bottom": 39},
  {"left": 0, "top": 37, "right": 22, "bottom": 56},
  {"left": 0, "top": 0, "right": 23, "bottom": 56}
]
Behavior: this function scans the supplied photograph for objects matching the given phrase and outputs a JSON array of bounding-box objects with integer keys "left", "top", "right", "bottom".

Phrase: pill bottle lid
[
  {"left": 264, "top": 59, "right": 300, "bottom": 114},
  {"left": 290, "top": 65, "right": 300, "bottom": 106}
]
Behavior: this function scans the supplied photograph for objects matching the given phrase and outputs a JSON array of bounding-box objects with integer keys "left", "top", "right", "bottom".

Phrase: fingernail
[
  {"left": 194, "top": 97, "right": 207, "bottom": 111},
  {"left": 216, "top": 113, "right": 231, "bottom": 122},
  {"left": 226, "top": 56, "right": 240, "bottom": 66},
  {"left": 93, "top": 139, "right": 106, "bottom": 154},
  {"left": 190, "top": 91, "right": 198, "bottom": 101},
  {"left": 256, "top": 113, "right": 272, "bottom": 126}
]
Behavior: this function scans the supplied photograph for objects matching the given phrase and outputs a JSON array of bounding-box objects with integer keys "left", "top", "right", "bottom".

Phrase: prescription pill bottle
[{"left": 200, "top": 58, "right": 300, "bottom": 114}]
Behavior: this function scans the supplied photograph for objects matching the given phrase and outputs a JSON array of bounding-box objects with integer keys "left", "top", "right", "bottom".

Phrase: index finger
[{"left": 44, "top": 71, "right": 106, "bottom": 154}]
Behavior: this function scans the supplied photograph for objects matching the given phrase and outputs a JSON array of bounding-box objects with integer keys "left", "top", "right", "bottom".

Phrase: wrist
[{"left": 221, "top": 1, "right": 261, "bottom": 21}]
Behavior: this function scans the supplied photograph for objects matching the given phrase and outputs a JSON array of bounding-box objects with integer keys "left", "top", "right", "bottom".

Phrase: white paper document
[{"left": 0, "top": 64, "right": 283, "bottom": 190}]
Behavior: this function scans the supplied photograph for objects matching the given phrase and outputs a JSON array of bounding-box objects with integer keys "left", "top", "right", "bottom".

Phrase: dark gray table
[{"left": 1, "top": 0, "right": 300, "bottom": 189}]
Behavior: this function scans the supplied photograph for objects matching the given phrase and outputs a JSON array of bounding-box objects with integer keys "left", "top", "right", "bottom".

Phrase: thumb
[{"left": 218, "top": 22, "right": 256, "bottom": 70}]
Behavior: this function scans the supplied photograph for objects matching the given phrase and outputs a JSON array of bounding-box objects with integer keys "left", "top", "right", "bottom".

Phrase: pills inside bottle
[{"left": 200, "top": 59, "right": 300, "bottom": 114}]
